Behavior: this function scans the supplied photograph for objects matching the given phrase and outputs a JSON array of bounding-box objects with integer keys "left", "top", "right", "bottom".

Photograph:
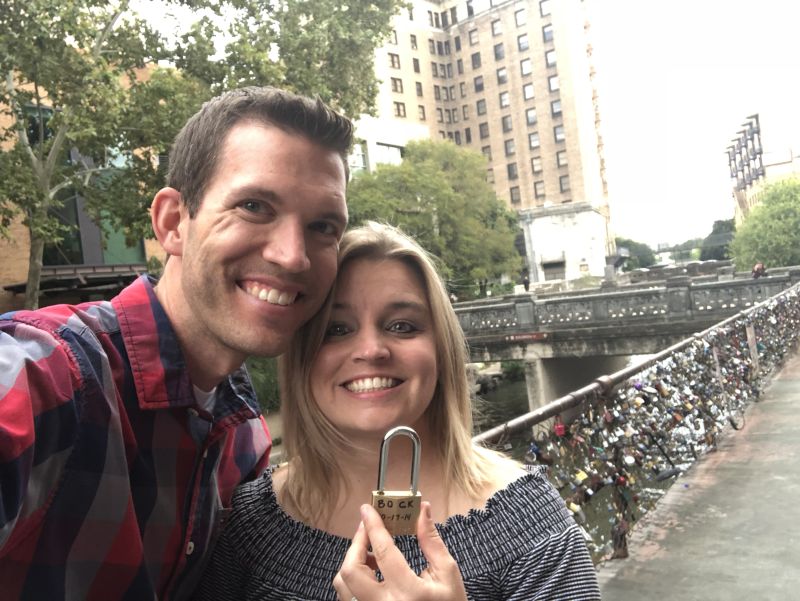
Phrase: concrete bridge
[{"left": 456, "top": 268, "right": 800, "bottom": 408}]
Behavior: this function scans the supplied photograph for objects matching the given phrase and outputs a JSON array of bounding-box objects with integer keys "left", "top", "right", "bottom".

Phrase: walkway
[{"left": 597, "top": 351, "right": 800, "bottom": 600}]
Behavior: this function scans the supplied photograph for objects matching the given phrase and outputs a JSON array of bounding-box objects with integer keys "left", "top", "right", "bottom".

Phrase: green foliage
[
  {"left": 0, "top": 0, "right": 402, "bottom": 307},
  {"left": 729, "top": 177, "right": 800, "bottom": 270},
  {"left": 501, "top": 360, "right": 525, "bottom": 382},
  {"left": 615, "top": 237, "right": 656, "bottom": 271},
  {"left": 699, "top": 219, "right": 735, "bottom": 261},
  {"left": 347, "top": 140, "right": 522, "bottom": 298},
  {"left": 246, "top": 356, "right": 281, "bottom": 413},
  {"left": 670, "top": 238, "right": 703, "bottom": 262}
]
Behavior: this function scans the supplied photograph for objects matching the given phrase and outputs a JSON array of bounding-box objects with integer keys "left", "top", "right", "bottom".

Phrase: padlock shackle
[{"left": 377, "top": 426, "right": 421, "bottom": 494}]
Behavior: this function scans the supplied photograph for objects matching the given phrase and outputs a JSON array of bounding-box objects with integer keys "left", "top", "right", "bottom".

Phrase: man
[{"left": 0, "top": 88, "right": 463, "bottom": 600}]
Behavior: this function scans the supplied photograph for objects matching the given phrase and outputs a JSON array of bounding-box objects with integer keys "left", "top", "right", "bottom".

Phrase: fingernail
[{"left": 360, "top": 504, "right": 370, "bottom": 520}]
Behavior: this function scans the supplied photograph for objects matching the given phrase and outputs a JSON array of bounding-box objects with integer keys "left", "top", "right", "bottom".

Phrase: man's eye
[
  {"left": 241, "top": 200, "right": 263, "bottom": 213},
  {"left": 309, "top": 221, "right": 339, "bottom": 237}
]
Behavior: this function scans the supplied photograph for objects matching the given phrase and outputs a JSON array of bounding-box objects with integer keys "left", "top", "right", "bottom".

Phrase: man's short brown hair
[{"left": 167, "top": 87, "right": 353, "bottom": 216}]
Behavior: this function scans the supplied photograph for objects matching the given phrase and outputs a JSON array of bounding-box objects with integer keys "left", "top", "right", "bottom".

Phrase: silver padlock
[{"left": 371, "top": 426, "right": 422, "bottom": 536}]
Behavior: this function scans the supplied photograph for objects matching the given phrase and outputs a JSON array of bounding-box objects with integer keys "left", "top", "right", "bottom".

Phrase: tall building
[
  {"left": 353, "top": 0, "right": 613, "bottom": 283},
  {"left": 727, "top": 113, "right": 800, "bottom": 225}
]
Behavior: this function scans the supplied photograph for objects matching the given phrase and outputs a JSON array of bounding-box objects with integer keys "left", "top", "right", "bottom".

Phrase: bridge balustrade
[{"left": 472, "top": 282, "right": 800, "bottom": 563}]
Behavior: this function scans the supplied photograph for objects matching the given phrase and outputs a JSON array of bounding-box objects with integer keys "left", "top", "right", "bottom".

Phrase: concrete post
[{"left": 523, "top": 359, "right": 548, "bottom": 412}]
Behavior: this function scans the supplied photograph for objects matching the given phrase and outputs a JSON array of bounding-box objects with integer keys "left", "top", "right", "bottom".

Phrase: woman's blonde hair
[{"left": 279, "top": 221, "right": 509, "bottom": 524}]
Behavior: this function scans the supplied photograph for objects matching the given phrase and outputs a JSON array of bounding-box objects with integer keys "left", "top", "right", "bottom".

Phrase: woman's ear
[{"left": 151, "top": 187, "right": 188, "bottom": 257}]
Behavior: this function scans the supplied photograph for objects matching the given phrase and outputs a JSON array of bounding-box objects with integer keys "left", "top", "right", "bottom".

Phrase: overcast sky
[{"left": 588, "top": 0, "right": 800, "bottom": 248}]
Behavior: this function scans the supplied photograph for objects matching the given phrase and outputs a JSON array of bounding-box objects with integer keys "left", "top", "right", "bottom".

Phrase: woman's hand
[{"left": 333, "top": 502, "right": 468, "bottom": 601}]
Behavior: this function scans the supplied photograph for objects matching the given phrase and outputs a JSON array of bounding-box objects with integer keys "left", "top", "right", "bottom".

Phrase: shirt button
[
  {"left": 202, "top": 449, "right": 208, "bottom": 458},
  {"left": 188, "top": 408, "right": 199, "bottom": 418},
  {"left": 186, "top": 541, "right": 195, "bottom": 556}
]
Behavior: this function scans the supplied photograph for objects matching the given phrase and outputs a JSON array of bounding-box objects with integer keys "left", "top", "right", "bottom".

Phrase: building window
[
  {"left": 528, "top": 132, "right": 540, "bottom": 149},
  {"left": 451, "top": 109, "right": 458, "bottom": 123},
  {"left": 510, "top": 186, "right": 521, "bottom": 204},
  {"left": 554, "top": 124, "right": 565, "bottom": 142},
  {"left": 418, "top": 105, "right": 426, "bottom": 120},
  {"left": 465, "top": 127, "right": 472, "bottom": 143},
  {"left": 446, "top": 109, "right": 452, "bottom": 123},
  {"left": 413, "top": 58, "right": 420, "bottom": 73},
  {"left": 449, "top": 85, "right": 455, "bottom": 99},
  {"left": 499, "top": 91, "right": 510, "bottom": 108},
  {"left": 543, "top": 24, "right": 553, "bottom": 43},
  {"left": 446, "top": 63, "right": 453, "bottom": 78},
  {"left": 429, "top": 39, "right": 436, "bottom": 53},
  {"left": 481, "top": 145, "right": 492, "bottom": 160},
  {"left": 410, "top": 34, "right": 417, "bottom": 49},
  {"left": 476, "top": 99, "right": 487, "bottom": 115},
  {"left": 534, "top": 180, "right": 545, "bottom": 198},
  {"left": 389, "top": 53, "right": 400, "bottom": 68},
  {"left": 520, "top": 58, "right": 532, "bottom": 76},
  {"left": 437, "top": 41, "right": 444, "bottom": 55},
  {"left": 469, "top": 29, "right": 478, "bottom": 45},
  {"left": 467, "top": 0, "right": 474, "bottom": 17},
  {"left": 487, "top": 168, "right": 494, "bottom": 184},
  {"left": 434, "top": 12, "right": 441, "bottom": 27},
  {"left": 408, "top": 7, "right": 414, "bottom": 20},
  {"left": 471, "top": 52, "right": 481, "bottom": 69},
  {"left": 507, "top": 163, "right": 518, "bottom": 180},
  {"left": 523, "top": 83, "right": 534, "bottom": 100},
  {"left": 559, "top": 175, "right": 570, "bottom": 192},
  {"left": 389, "top": 30, "right": 398, "bottom": 44},
  {"left": 526, "top": 107, "right": 537, "bottom": 125},
  {"left": 504, "top": 139, "right": 516, "bottom": 156},
  {"left": 474, "top": 75, "right": 484, "bottom": 92},
  {"left": 457, "top": 58, "right": 464, "bottom": 74},
  {"left": 437, "top": 108, "right": 444, "bottom": 123},
  {"left": 497, "top": 67, "right": 508, "bottom": 84},
  {"left": 531, "top": 156, "right": 543, "bottom": 173},
  {"left": 454, "top": 131, "right": 462, "bottom": 145},
  {"left": 551, "top": 99, "right": 562, "bottom": 116},
  {"left": 455, "top": 35, "right": 461, "bottom": 51},
  {"left": 492, "top": 19, "right": 502, "bottom": 36},
  {"left": 545, "top": 49, "right": 557, "bottom": 67},
  {"left": 391, "top": 78, "right": 403, "bottom": 93},
  {"left": 549, "top": 75, "right": 560, "bottom": 91},
  {"left": 416, "top": 81, "right": 423, "bottom": 97},
  {"left": 451, "top": 6, "right": 458, "bottom": 24},
  {"left": 502, "top": 115, "right": 512, "bottom": 132},
  {"left": 441, "top": 11, "right": 449, "bottom": 28},
  {"left": 434, "top": 85, "right": 441, "bottom": 100},
  {"left": 479, "top": 122, "right": 490, "bottom": 138},
  {"left": 439, "top": 131, "right": 446, "bottom": 139},
  {"left": 540, "top": 0, "right": 551, "bottom": 17},
  {"left": 557, "top": 150, "right": 568, "bottom": 167},
  {"left": 462, "top": 104, "right": 469, "bottom": 119},
  {"left": 431, "top": 62, "right": 438, "bottom": 77},
  {"left": 394, "top": 102, "right": 406, "bottom": 117},
  {"left": 518, "top": 33, "right": 529, "bottom": 51},
  {"left": 515, "top": 8, "right": 527, "bottom": 26},
  {"left": 428, "top": 10, "right": 434, "bottom": 26},
  {"left": 494, "top": 43, "right": 505, "bottom": 60},
  {"left": 460, "top": 82, "right": 466, "bottom": 97},
  {"left": 442, "top": 86, "right": 449, "bottom": 101}
]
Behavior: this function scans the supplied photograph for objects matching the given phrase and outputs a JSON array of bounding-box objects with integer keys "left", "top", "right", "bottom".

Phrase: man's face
[{"left": 175, "top": 121, "right": 348, "bottom": 365}]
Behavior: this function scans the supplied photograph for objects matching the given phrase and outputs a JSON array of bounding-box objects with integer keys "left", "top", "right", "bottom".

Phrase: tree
[
  {"left": 347, "top": 140, "right": 522, "bottom": 297},
  {"left": 699, "top": 219, "right": 734, "bottom": 261},
  {"left": 0, "top": 0, "right": 401, "bottom": 308},
  {"left": 670, "top": 237, "right": 702, "bottom": 263},
  {"left": 615, "top": 237, "right": 656, "bottom": 271},
  {"left": 729, "top": 177, "right": 800, "bottom": 270}
]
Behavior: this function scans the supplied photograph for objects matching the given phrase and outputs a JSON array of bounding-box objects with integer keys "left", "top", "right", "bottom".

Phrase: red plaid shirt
[{"left": 0, "top": 276, "right": 272, "bottom": 600}]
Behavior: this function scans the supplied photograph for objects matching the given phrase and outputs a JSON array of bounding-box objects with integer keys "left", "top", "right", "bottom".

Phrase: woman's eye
[
  {"left": 325, "top": 323, "right": 350, "bottom": 337},
  {"left": 388, "top": 321, "right": 417, "bottom": 334}
]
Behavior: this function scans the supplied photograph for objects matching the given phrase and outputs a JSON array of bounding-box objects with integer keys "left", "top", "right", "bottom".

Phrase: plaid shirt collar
[{"left": 113, "top": 275, "right": 261, "bottom": 421}]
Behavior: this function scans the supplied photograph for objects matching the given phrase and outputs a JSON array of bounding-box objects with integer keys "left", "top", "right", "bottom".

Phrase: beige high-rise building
[{"left": 353, "top": 0, "right": 613, "bottom": 283}]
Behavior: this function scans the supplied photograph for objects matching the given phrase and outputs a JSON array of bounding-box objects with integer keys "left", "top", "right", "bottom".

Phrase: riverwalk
[{"left": 597, "top": 350, "right": 800, "bottom": 600}]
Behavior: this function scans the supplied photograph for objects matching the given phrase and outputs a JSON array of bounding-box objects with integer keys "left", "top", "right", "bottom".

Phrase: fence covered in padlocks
[{"left": 473, "top": 283, "right": 800, "bottom": 562}]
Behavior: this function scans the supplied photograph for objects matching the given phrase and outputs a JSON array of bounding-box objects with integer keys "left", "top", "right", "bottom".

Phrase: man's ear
[{"left": 151, "top": 187, "right": 188, "bottom": 257}]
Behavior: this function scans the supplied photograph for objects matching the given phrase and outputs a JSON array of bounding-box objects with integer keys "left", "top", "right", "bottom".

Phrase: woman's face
[{"left": 310, "top": 257, "right": 438, "bottom": 440}]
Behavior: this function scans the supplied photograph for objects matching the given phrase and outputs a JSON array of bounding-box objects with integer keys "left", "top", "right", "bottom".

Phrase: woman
[{"left": 195, "top": 222, "right": 600, "bottom": 600}]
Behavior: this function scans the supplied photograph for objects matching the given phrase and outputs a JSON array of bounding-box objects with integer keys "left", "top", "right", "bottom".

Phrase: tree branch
[{"left": 5, "top": 71, "right": 45, "bottom": 182}]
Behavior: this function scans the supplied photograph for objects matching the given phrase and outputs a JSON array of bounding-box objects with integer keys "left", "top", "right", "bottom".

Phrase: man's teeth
[
  {"left": 346, "top": 377, "right": 399, "bottom": 393},
  {"left": 245, "top": 284, "right": 297, "bottom": 306}
]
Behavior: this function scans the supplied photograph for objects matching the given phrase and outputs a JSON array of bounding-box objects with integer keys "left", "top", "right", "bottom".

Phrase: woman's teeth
[{"left": 345, "top": 377, "right": 399, "bottom": 393}]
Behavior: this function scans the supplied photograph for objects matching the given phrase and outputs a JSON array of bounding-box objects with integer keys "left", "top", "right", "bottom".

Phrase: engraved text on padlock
[{"left": 371, "top": 426, "right": 422, "bottom": 536}]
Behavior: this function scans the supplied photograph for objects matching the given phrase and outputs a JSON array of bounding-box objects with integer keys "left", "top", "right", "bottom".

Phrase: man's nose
[{"left": 262, "top": 220, "right": 311, "bottom": 273}]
